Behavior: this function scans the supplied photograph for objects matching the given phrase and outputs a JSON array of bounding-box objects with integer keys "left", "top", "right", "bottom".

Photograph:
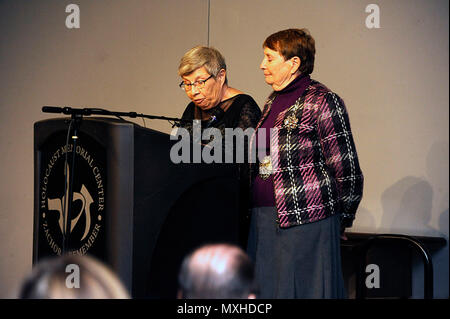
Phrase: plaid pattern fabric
[{"left": 251, "top": 80, "right": 364, "bottom": 228}]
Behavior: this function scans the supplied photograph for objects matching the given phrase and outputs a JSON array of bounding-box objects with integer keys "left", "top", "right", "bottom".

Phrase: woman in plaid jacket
[{"left": 247, "top": 29, "right": 364, "bottom": 298}]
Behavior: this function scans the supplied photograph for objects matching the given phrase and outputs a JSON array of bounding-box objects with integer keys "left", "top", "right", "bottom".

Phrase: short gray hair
[{"left": 178, "top": 46, "right": 227, "bottom": 83}]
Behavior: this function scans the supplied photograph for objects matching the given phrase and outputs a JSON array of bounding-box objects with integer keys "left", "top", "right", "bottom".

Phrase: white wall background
[{"left": 0, "top": 0, "right": 448, "bottom": 298}]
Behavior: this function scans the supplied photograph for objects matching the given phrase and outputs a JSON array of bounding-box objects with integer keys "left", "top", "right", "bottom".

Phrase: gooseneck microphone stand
[
  {"left": 42, "top": 106, "right": 186, "bottom": 255},
  {"left": 42, "top": 106, "right": 186, "bottom": 124},
  {"left": 62, "top": 112, "right": 81, "bottom": 255}
]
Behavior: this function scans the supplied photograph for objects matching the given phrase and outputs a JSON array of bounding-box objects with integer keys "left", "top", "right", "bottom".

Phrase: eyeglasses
[{"left": 179, "top": 75, "right": 213, "bottom": 91}]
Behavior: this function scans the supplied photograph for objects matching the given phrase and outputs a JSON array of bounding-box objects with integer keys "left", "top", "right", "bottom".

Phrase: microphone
[
  {"left": 204, "top": 107, "right": 225, "bottom": 129},
  {"left": 42, "top": 106, "right": 92, "bottom": 115},
  {"left": 42, "top": 106, "right": 64, "bottom": 113}
]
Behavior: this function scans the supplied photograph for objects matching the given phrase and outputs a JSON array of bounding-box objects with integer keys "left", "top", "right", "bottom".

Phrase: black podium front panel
[
  {"left": 36, "top": 130, "right": 108, "bottom": 260},
  {"left": 34, "top": 117, "right": 241, "bottom": 298}
]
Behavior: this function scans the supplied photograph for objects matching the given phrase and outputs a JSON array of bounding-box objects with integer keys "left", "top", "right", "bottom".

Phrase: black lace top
[
  {"left": 179, "top": 94, "right": 261, "bottom": 247},
  {"left": 179, "top": 94, "right": 261, "bottom": 137}
]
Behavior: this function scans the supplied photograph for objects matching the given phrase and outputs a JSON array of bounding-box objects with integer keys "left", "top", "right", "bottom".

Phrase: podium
[{"left": 33, "top": 117, "right": 242, "bottom": 298}]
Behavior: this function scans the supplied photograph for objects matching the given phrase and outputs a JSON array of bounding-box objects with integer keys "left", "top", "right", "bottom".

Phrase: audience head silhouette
[
  {"left": 178, "top": 243, "right": 257, "bottom": 299},
  {"left": 19, "top": 254, "right": 130, "bottom": 299}
]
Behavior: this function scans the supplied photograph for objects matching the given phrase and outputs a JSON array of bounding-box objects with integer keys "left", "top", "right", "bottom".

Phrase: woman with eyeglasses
[
  {"left": 177, "top": 46, "right": 261, "bottom": 249},
  {"left": 178, "top": 46, "right": 261, "bottom": 138}
]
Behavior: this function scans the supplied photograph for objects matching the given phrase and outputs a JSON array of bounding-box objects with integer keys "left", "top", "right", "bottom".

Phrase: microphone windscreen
[{"left": 42, "top": 106, "right": 64, "bottom": 113}]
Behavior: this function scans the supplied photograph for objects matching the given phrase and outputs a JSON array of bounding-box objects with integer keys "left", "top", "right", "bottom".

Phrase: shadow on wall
[
  {"left": 380, "top": 175, "right": 448, "bottom": 298},
  {"left": 426, "top": 140, "right": 449, "bottom": 239},
  {"left": 351, "top": 206, "right": 376, "bottom": 233},
  {"left": 379, "top": 139, "right": 449, "bottom": 238},
  {"left": 381, "top": 177, "right": 438, "bottom": 237},
  {"left": 439, "top": 210, "right": 449, "bottom": 241}
]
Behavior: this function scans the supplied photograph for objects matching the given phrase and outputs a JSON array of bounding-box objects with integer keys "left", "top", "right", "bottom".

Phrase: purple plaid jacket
[{"left": 251, "top": 80, "right": 364, "bottom": 228}]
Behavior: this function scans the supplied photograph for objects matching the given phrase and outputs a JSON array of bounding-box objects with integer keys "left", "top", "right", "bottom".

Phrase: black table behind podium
[{"left": 33, "top": 117, "right": 241, "bottom": 298}]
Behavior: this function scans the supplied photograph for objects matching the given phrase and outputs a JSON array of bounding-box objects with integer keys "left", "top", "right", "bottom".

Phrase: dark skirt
[{"left": 247, "top": 207, "right": 346, "bottom": 299}]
